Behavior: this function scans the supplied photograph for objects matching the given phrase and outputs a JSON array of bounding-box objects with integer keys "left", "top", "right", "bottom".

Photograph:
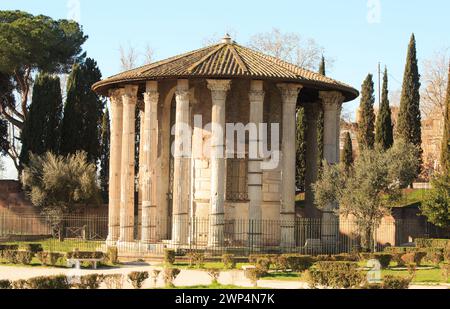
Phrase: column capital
[
  {"left": 207, "top": 79, "right": 231, "bottom": 101},
  {"left": 122, "top": 85, "right": 139, "bottom": 102},
  {"left": 248, "top": 90, "right": 265, "bottom": 103},
  {"left": 319, "top": 91, "right": 345, "bottom": 111},
  {"left": 277, "top": 83, "right": 303, "bottom": 104},
  {"left": 109, "top": 88, "right": 125, "bottom": 104},
  {"left": 175, "top": 90, "right": 190, "bottom": 102},
  {"left": 144, "top": 90, "right": 159, "bottom": 103}
]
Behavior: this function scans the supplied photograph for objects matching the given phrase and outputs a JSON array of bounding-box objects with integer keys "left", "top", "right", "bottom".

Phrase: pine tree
[
  {"left": 342, "top": 131, "right": 353, "bottom": 170},
  {"left": 375, "top": 67, "right": 394, "bottom": 150},
  {"left": 397, "top": 34, "right": 422, "bottom": 151},
  {"left": 319, "top": 55, "right": 326, "bottom": 76},
  {"left": 441, "top": 64, "right": 450, "bottom": 174},
  {"left": 357, "top": 74, "right": 376, "bottom": 150},
  {"left": 19, "top": 73, "right": 62, "bottom": 166},
  {"left": 60, "top": 58, "right": 104, "bottom": 164},
  {"left": 100, "top": 108, "right": 110, "bottom": 202},
  {"left": 296, "top": 106, "right": 307, "bottom": 191}
]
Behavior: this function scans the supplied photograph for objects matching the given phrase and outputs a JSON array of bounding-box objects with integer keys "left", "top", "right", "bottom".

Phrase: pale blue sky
[{"left": 1, "top": 0, "right": 449, "bottom": 179}]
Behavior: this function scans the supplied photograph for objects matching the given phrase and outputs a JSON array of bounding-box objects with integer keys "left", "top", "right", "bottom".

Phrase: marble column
[
  {"left": 141, "top": 81, "right": 159, "bottom": 243},
  {"left": 207, "top": 79, "right": 231, "bottom": 247},
  {"left": 171, "top": 79, "right": 191, "bottom": 245},
  {"left": 319, "top": 91, "right": 345, "bottom": 247},
  {"left": 107, "top": 88, "right": 124, "bottom": 243},
  {"left": 119, "top": 85, "right": 138, "bottom": 243},
  {"left": 248, "top": 80, "right": 265, "bottom": 248},
  {"left": 277, "top": 83, "right": 303, "bottom": 249}
]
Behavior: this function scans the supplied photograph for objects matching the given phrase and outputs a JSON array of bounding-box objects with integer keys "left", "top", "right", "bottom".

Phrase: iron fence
[{"left": 0, "top": 211, "right": 448, "bottom": 256}]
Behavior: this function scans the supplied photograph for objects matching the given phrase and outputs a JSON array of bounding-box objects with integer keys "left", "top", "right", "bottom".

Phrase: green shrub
[
  {"left": 384, "top": 247, "right": 417, "bottom": 254},
  {"left": 162, "top": 268, "right": 181, "bottom": 288},
  {"left": 391, "top": 253, "right": 406, "bottom": 267},
  {"left": 26, "top": 275, "right": 71, "bottom": 289},
  {"left": 106, "top": 246, "right": 119, "bottom": 264},
  {"left": 1, "top": 250, "right": 33, "bottom": 264},
  {"left": 103, "top": 274, "right": 124, "bottom": 289},
  {"left": 24, "top": 244, "right": 43, "bottom": 254},
  {"left": 415, "top": 238, "right": 450, "bottom": 248},
  {"left": 360, "top": 283, "right": 382, "bottom": 289},
  {"left": 305, "top": 262, "right": 365, "bottom": 289},
  {"left": 444, "top": 243, "right": 450, "bottom": 262},
  {"left": 244, "top": 268, "right": 264, "bottom": 287},
  {"left": 423, "top": 248, "right": 444, "bottom": 265},
  {"left": 164, "top": 249, "right": 175, "bottom": 265},
  {"left": 253, "top": 256, "right": 271, "bottom": 274},
  {"left": 441, "top": 263, "right": 450, "bottom": 281},
  {"left": 221, "top": 254, "right": 236, "bottom": 269},
  {"left": 207, "top": 268, "right": 220, "bottom": 284},
  {"left": 186, "top": 251, "right": 205, "bottom": 268},
  {"left": 282, "top": 254, "right": 313, "bottom": 272},
  {"left": 11, "top": 279, "right": 28, "bottom": 289},
  {"left": 382, "top": 275, "right": 411, "bottom": 289},
  {"left": 66, "top": 251, "right": 105, "bottom": 259},
  {"left": 372, "top": 253, "right": 393, "bottom": 269},
  {"left": 401, "top": 251, "right": 426, "bottom": 266},
  {"left": 0, "top": 245, "right": 19, "bottom": 251},
  {"left": 0, "top": 280, "right": 11, "bottom": 289},
  {"left": 333, "top": 253, "right": 360, "bottom": 262},
  {"left": 36, "top": 252, "right": 64, "bottom": 266},
  {"left": 128, "top": 271, "right": 149, "bottom": 289},
  {"left": 274, "top": 255, "right": 289, "bottom": 272},
  {"left": 76, "top": 274, "right": 104, "bottom": 289}
]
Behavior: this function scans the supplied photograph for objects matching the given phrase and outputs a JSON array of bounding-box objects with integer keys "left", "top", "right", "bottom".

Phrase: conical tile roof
[{"left": 93, "top": 38, "right": 358, "bottom": 101}]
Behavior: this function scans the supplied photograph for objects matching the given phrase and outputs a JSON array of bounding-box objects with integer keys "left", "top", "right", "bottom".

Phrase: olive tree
[
  {"left": 21, "top": 151, "right": 101, "bottom": 230},
  {"left": 313, "top": 140, "right": 420, "bottom": 251}
]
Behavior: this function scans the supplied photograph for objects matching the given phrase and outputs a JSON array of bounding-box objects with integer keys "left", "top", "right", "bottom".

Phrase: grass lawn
[
  {"left": 164, "top": 283, "right": 262, "bottom": 289},
  {"left": 391, "top": 188, "right": 428, "bottom": 207},
  {"left": 156, "top": 261, "right": 251, "bottom": 270},
  {"left": 3, "top": 239, "right": 104, "bottom": 253},
  {"left": 382, "top": 268, "right": 449, "bottom": 283}
]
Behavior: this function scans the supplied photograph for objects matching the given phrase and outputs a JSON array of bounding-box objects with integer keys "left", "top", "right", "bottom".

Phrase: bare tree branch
[{"left": 421, "top": 47, "right": 449, "bottom": 118}]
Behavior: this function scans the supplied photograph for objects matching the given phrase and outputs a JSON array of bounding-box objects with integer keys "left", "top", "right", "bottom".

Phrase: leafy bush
[
  {"left": 24, "top": 244, "right": 43, "bottom": 254},
  {"left": 1, "top": 250, "right": 33, "bottom": 264},
  {"left": 315, "top": 254, "right": 359, "bottom": 262},
  {"left": 221, "top": 254, "right": 236, "bottom": 269},
  {"left": 391, "top": 253, "right": 406, "bottom": 267},
  {"left": 0, "top": 245, "right": 19, "bottom": 251},
  {"left": 36, "top": 252, "right": 64, "bottom": 266},
  {"left": 106, "top": 246, "right": 119, "bottom": 264},
  {"left": 151, "top": 269, "right": 161, "bottom": 287},
  {"left": 0, "top": 280, "right": 11, "bottom": 289},
  {"left": 274, "top": 255, "right": 289, "bottom": 272},
  {"left": 415, "top": 238, "right": 450, "bottom": 249},
  {"left": 128, "top": 271, "right": 149, "bottom": 289},
  {"left": 381, "top": 275, "right": 411, "bottom": 289},
  {"left": 27, "top": 275, "right": 71, "bottom": 289},
  {"left": 283, "top": 254, "right": 314, "bottom": 272},
  {"left": 401, "top": 251, "right": 427, "bottom": 266},
  {"left": 103, "top": 274, "right": 123, "bottom": 289},
  {"left": 11, "top": 279, "right": 28, "bottom": 289},
  {"left": 76, "top": 274, "right": 104, "bottom": 289},
  {"left": 253, "top": 256, "right": 271, "bottom": 274},
  {"left": 423, "top": 248, "right": 444, "bottom": 265},
  {"left": 66, "top": 251, "right": 105, "bottom": 259},
  {"left": 305, "top": 262, "right": 365, "bottom": 289},
  {"left": 372, "top": 253, "right": 393, "bottom": 269},
  {"left": 244, "top": 268, "right": 264, "bottom": 287},
  {"left": 445, "top": 243, "right": 450, "bottom": 262},
  {"left": 207, "top": 268, "right": 220, "bottom": 284},
  {"left": 162, "top": 268, "right": 181, "bottom": 288},
  {"left": 164, "top": 249, "right": 175, "bottom": 265},
  {"left": 441, "top": 263, "right": 450, "bottom": 281},
  {"left": 186, "top": 251, "right": 204, "bottom": 268}
]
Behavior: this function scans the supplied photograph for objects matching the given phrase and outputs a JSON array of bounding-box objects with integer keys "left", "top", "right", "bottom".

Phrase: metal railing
[{"left": 1, "top": 211, "right": 448, "bottom": 256}]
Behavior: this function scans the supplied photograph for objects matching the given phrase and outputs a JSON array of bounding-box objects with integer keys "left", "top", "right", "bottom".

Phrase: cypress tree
[
  {"left": 100, "top": 108, "right": 110, "bottom": 202},
  {"left": 342, "top": 131, "right": 353, "bottom": 170},
  {"left": 357, "top": 74, "right": 376, "bottom": 150},
  {"left": 397, "top": 34, "right": 422, "bottom": 150},
  {"left": 317, "top": 56, "right": 325, "bottom": 174},
  {"left": 60, "top": 58, "right": 104, "bottom": 164},
  {"left": 19, "top": 73, "right": 63, "bottom": 166},
  {"left": 319, "top": 55, "right": 326, "bottom": 76},
  {"left": 441, "top": 64, "right": 450, "bottom": 174},
  {"left": 375, "top": 67, "right": 394, "bottom": 150},
  {"left": 296, "top": 106, "right": 307, "bottom": 191}
]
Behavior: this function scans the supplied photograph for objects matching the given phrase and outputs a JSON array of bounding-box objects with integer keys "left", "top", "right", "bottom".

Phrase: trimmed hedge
[
  {"left": 0, "top": 280, "right": 12, "bottom": 289},
  {"left": 221, "top": 254, "right": 236, "bottom": 269},
  {"left": 306, "top": 261, "right": 365, "bottom": 289},
  {"left": 164, "top": 249, "right": 175, "bottom": 265},
  {"left": 128, "top": 271, "right": 149, "bottom": 289},
  {"left": 0, "top": 245, "right": 19, "bottom": 251},
  {"left": 66, "top": 251, "right": 105, "bottom": 260},
  {"left": 26, "top": 275, "right": 71, "bottom": 289},
  {"left": 382, "top": 275, "right": 411, "bottom": 289},
  {"left": 0, "top": 250, "right": 33, "bottom": 264},
  {"left": 24, "top": 244, "right": 43, "bottom": 254},
  {"left": 415, "top": 238, "right": 450, "bottom": 248},
  {"left": 36, "top": 252, "right": 64, "bottom": 266}
]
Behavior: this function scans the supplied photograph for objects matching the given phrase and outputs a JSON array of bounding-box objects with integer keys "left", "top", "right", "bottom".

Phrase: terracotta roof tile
[{"left": 93, "top": 41, "right": 358, "bottom": 101}]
